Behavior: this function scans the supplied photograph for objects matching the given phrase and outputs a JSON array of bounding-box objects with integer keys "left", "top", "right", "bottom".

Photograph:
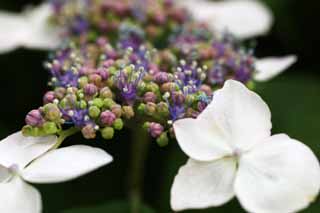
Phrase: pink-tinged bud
[
  {"left": 200, "top": 84, "right": 212, "bottom": 96},
  {"left": 143, "top": 92, "right": 157, "bottom": 103},
  {"left": 81, "top": 124, "right": 96, "bottom": 139},
  {"left": 100, "top": 87, "right": 113, "bottom": 99},
  {"left": 25, "top": 110, "right": 44, "bottom": 127},
  {"left": 54, "top": 87, "right": 66, "bottom": 99},
  {"left": 103, "top": 59, "right": 115, "bottom": 68},
  {"left": 111, "top": 104, "right": 122, "bottom": 118},
  {"left": 172, "top": 91, "right": 185, "bottom": 105},
  {"left": 100, "top": 110, "right": 116, "bottom": 126},
  {"left": 43, "top": 91, "right": 55, "bottom": 104},
  {"left": 154, "top": 72, "right": 169, "bottom": 84},
  {"left": 84, "top": 84, "right": 98, "bottom": 96},
  {"left": 149, "top": 122, "right": 164, "bottom": 138},
  {"left": 97, "top": 68, "right": 109, "bottom": 80},
  {"left": 97, "top": 37, "right": 108, "bottom": 46},
  {"left": 89, "top": 74, "right": 102, "bottom": 86}
]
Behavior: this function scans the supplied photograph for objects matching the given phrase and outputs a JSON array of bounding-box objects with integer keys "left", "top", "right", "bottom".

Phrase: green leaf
[{"left": 62, "top": 200, "right": 155, "bottom": 213}]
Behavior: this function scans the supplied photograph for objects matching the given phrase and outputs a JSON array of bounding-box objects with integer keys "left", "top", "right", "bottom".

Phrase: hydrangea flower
[
  {"left": 0, "top": 132, "right": 113, "bottom": 213},
  {"left": 171, "top": 80, "right": 320, "bottom": 212}
]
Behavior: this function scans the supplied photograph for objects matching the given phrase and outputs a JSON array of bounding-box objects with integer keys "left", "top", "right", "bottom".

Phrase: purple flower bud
[
  {"left": 84, "top": 84, "right": 98, "bottom": 96},
  {"left": 100, "top": 110, "right": 116, "bottom": 126},
  {"left": 25, "top": 110, "right": 44, "bottom": 127},
  {"left": 154, "top": 72, "right": 169, "bottom": 84},
  {"left": 43, "top": 91, "right": 55, "bottom": 104},
  {"left": 172, "top": 91, "right": 185, "bottom": 105},
  {"left": 103, "top": 60, "right": 115, "bottom": 68},
  {"left": 143, "top": 92, "right": 157, "bottom": 103},
  {"left": 149, "top": 122, "right": 164, "bottom": 138}
]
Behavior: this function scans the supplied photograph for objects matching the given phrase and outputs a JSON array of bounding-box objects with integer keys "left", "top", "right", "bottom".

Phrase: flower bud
[
  {"left": 111, "top": 104, "right": 122, "bottom": 117},
  {"left": 100, "top": 87, "right": 113, "bottom": 99},
  {"left": 156, "top": 132, "right": 169, "bottom": 147},
  {"left": 43, "top": 104, "right": 61, "bottom": 121},
  {"left": 157, "top": 102, "right": 169, "bottom": 116},
  {"left": 137, "top": 103, "right": 146, "bottom": 115},
  {"left": 89, "top": 106, "right": 101, "bottom": 118},
  {"left": 54, "top": 87, "right": 66, "bottom": 99},
  {"left": 154, "top": 72, "right": 169, "bottom": 83},
  {"left": 145, "top": 102, "right": 157, "bottom": 116},
  {"left": 43, "top": 91, "right": 55, "bottom": 104},
  {"left": 100, "top": 110, "right": 116, "bottom": 126},
  {"left": 101, "top": 127, "right": 114, "bottom": 140},
  {"left": 143, "top": 92, "right": 157, "bottom": 103},
  {"left": 145, "top": 82, "right": 159, "bottom": 93},
  {"left": 25, "top": 109, "right": 44, "bottom": 127},
  {"left": 172, "top": 91, "right": 185, "bottom": 105},
  {"left": 84, "top": 83, "right": 98, "bottom": 96},
  {"left": 122, "top": 106, "right": 135, "bottom": 119},
  {"left": 113, "top": 118, "right": 124, "bottom": 130},
  {"left": 92, "top": 98, "right": 104, "bottom": 108},
  {"left": 200, "top": 84, "right": 212, "bottom": 96},
  {"left": 78, "top": 76, "right": 89, "bottom": 88},
  {"left": 82, "top": 124, "right": 96, "bottom": 139},
  {"left": 103, "top": 98, "right": 116, "bottom": 108},
  {"left": 89, "top": 74, "right": 102, "bottom": 86},
  {"left": 149, "top": 122, "right": 164, "bottom": 138},
  {"left": 43, "top": 122, "right": 58, "bottom": 135}
]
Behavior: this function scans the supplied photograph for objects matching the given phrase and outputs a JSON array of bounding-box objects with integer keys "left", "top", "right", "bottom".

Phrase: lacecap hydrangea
[{"left": 23, "top": 0, "right": 257, "bottom": 146}]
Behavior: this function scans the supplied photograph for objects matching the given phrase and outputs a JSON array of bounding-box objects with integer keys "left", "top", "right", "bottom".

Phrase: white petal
[
  {"left": 171, "top": 158, "right": 237, "bottom": 211},
  {"left": 235, "top": 134, "right": 320, "bottom": 213},
  {"left": 173, "top": 117, "right": 233, "bottom": 162},
  {"left": 23, "top": 3, "right": 61, "bottom": 50},
  {"left": 0, "top": 176, "right": 42, "bottom": 213},
  {"left": 0, "top": 3, "right": 60, "bottom": 53},
  {"left": 177, "top": 0, "right": 273, "bottom": 39},
  {"left": 210, "top": 80, "right": 272, "bottom": 152},
  {"left": 0, "top": 132, "right": 57, "bottom": 168},
  {"left": 0, "top": 165, "right": 11, "bottom": 182},
  {"left": 22, "top": 145, "right": 113, "bottom": 184},
  {"left": 254, "top": 55, "right": 297, "bottom": 81},
  {"left": 0, "top": 12, "right": 29, "bottom": 53}
]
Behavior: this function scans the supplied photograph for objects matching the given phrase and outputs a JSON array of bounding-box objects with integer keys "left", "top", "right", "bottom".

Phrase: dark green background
[{"left": 0, "top": 0, "right": 319, "bottom": 212}]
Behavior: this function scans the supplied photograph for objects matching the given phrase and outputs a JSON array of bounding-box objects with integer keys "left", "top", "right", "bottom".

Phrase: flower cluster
[{"left": 23, "top": 0, "right": 257, "bottom": 145}]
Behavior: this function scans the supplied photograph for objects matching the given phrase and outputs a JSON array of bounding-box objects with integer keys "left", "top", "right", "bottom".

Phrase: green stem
[
  {"left": 52, "top": 128, "right": 79, "bottom": 149},
  {"left": 128, "top": 127, "right": 150, "bottom": 213}
]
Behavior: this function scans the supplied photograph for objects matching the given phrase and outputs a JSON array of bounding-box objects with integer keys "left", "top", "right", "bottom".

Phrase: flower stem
[
  {"left": 52, "top": 127, "right": 79, "bottom": 149},
  {"left": 128, "top": 127, "right": 150, "bottom": 213}
]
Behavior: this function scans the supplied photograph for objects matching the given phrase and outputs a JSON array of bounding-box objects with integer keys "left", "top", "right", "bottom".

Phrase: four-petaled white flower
[
  {"left": 171, "top": 80, "right": 320, "bottom": 212},
  {"left": 0, "top": 132, "right": 113, "bottom": 213}
]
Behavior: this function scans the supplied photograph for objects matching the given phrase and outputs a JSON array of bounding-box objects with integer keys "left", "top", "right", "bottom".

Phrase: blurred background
[{"left": 0, "top": 0, "right": 319, "bottom": 212}]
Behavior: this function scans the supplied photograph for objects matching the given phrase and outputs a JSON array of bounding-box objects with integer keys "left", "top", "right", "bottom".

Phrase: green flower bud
[
  {"left": 89, "top": 106, "right": 101, "bottom": 118},
  {"left": 113, "top": 118, "right": 124, "bottom": 130},
  {"left": 78, "top": 76, "right": 89, "bottom": 88},
  {"left": 43, "top": 122, "right": 58, "bottom": 135},
  {"left": 44, "top": 103, "right": 61, "bottom": 121},
  {"left": 146, "top": 82, "right": 159, "bottom": 93},
  {"left": 157, "top": 102, "right": 169, "bottom": 117},
  {"left": 108, "top": 66, "right": 117, "bottom": 75},
  {"left": 143, "top": 122, "right": 150, "bottom": 130},
  {"left": 22, "top": 125, "right": 33, "bottom": 136},
  {"left": 78, "top": 100, "right": 87, "bottom": 109},
  {"left": 156, "top": 132, "right": 169, "bottom": 147},
  {"left": 101, "top": 127, "right": 114, "bottom": 140},
  {"left": 137, "top": 103, "right": 146, "bottom": 115},
  {"left": 92, "top": 98, "right": 104, "bottom": 108},
  {"left": 185, "top": 94, "right": 196, "bottom": 105},
  {"left": 103, "top": 98, "right": 116, "bottom": 108}
]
